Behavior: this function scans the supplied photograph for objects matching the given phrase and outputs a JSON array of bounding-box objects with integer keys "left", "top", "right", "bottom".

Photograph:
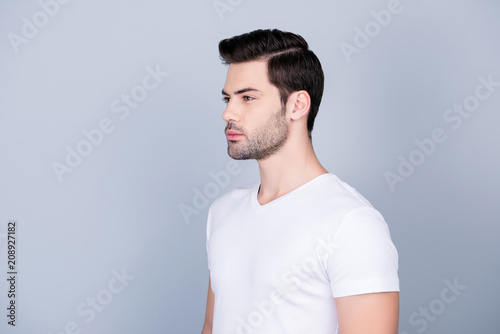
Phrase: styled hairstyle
[{"left": 219, "top": 29, "right": 325, "bottom": 136}]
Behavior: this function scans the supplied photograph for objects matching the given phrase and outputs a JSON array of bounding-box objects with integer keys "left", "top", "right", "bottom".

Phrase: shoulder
[
  {"left": 208, "top": 182, "right": 257, "bottom": 212},
  {"left": 306, "top": 173, "right": 378, "bottom": 219},
  {"left": 317, "top": 173, "right": 373, "bottom": 206},
  {"left": 319, "top": 175, "right": 391, "bottom": 242}
]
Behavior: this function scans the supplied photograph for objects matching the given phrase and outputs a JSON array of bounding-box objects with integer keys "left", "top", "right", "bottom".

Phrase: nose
[{"left": 222, "top": 101, "right": 240, "bottom": 123}]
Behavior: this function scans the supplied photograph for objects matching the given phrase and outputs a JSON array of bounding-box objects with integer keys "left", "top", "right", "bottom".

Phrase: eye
[
  {"left": 222, "top": 96, "right": 230, "bottom": 104},
  {"left": 243, "top": 96, "right": 255, "bottom": 101}
]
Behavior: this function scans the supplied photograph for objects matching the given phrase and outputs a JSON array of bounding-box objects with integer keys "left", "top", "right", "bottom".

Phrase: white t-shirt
[{"left": 206, "top": 173, "right": 399, "bottom": 334}]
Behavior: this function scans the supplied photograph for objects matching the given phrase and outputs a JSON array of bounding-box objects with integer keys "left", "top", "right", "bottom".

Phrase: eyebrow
[{"left": 221, "top": 87, "right": 263, "bottom": 96}]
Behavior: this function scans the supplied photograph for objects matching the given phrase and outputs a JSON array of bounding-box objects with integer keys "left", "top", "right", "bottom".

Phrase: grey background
[{"left": 0, "top": 0, "right": 499, "bottom": 333}]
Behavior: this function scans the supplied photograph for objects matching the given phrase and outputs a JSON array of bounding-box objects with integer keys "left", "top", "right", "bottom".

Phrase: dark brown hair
[{"left": 219, "top": 29, "right": 324, "bottom": 136}]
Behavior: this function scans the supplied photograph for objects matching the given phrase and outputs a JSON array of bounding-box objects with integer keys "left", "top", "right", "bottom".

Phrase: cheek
[{"left": 244, "top": 101, "right": 281, "bottom": 132}]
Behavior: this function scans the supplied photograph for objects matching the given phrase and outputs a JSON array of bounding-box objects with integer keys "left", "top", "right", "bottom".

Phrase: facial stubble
[{"left": 226, "top": 105, "right": 288, "bottom": 161}]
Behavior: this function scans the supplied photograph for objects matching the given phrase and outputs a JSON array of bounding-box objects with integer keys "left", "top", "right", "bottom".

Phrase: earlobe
[{"left": 289, "top": 90, "right": 311, "bottom": 121}]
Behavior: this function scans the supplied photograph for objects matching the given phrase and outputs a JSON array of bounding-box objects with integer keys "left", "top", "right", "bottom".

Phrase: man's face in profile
[{"left": 221, "top": 60, "right": 289, "bottom": 160}]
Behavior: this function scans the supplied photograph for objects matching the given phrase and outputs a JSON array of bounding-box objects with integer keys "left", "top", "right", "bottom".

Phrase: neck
[{"left": 256, "top": 134, "right": 328, "bottom": 205}]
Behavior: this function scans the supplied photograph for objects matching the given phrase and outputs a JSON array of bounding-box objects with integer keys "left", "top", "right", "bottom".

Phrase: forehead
[{"left": 223, "top": 60, "right": 273, "bottom": 93}]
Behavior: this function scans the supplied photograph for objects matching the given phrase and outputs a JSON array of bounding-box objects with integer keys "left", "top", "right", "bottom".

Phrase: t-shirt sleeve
[{"left": 327, "top": 206, "right": 399, "bottom": 298}]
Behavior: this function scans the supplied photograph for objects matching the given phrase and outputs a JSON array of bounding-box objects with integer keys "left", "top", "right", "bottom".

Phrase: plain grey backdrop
[{"left": 1, "top": 0, "right": 499, "bottom": 333}]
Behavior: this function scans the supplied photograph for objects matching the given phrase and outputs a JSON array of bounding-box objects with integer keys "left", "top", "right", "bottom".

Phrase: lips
[{"left": 226, "top": 129, "right": 244, "bottom": 141}]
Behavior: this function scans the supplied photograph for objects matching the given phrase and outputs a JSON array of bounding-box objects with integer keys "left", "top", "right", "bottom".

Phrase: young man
[{"left": 202, "top": 29, "right": 399, "bottom": 334}]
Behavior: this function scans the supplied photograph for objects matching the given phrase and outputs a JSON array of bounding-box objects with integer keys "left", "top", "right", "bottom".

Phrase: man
[{"left": 202, "top": 29, "right": 399, "bottom": 334}]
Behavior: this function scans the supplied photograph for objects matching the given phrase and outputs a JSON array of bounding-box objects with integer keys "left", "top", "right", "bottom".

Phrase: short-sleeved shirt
[{"left": 206, "top": 173, "right": 399, "bottom": 333}]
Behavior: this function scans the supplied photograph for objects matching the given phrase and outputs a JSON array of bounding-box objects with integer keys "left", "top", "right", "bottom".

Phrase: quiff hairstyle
[{"left": 218, "top": 29, "right": 325, "bottom": 137}]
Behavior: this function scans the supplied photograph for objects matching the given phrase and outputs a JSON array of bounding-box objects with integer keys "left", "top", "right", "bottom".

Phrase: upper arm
[
  {"left": 335, "top": 291, "right": 399, "bottom": 334},
  {"left": 201, "top": 275, "right": 215, "bottom": 334}
]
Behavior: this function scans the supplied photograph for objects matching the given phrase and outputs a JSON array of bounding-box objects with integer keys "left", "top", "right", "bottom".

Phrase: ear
[{"left": 287, "top": 90, "right": 311, "bottom": 121}]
